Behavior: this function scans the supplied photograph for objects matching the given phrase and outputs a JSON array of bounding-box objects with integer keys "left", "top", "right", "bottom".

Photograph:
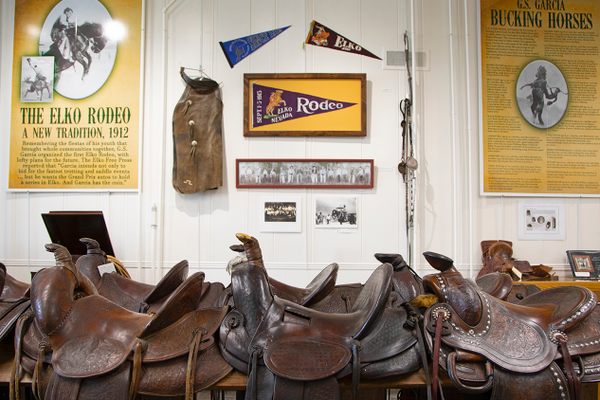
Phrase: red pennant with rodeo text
[
  {"left": 252, "top": 83, "right": 356, "bottom": 127},
  {"left": 305, "top": 20, "right": 381, "bottom": 60}
]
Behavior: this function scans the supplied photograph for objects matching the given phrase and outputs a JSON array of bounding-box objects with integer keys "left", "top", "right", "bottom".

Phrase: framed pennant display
[{"left": 243, "top": 73, "right": 366, "bottom": 137}]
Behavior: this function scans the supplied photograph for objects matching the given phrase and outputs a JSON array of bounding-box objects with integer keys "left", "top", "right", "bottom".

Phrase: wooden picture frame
[
  {"left": 566, "top": 250, "right": 600, "bottom": 279},
  {"left": 244, "top": 73, "right": 366, "bottom": 137},
  {"left": 236, "top": 159, "right": 374, "bottom": 189}
]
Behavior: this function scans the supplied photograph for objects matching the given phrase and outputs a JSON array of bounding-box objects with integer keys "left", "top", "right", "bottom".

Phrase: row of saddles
[{"left": 1, "top": 233, "right": 599, "bottom": 400}]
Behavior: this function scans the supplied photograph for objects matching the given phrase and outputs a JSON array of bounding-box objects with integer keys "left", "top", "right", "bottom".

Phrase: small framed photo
[
  {"left": 517, "top": 201, "right": 565, "bottom": 241},
  {"left": 20, "top": 56, "right": 54, "bottom": 103},
  {"left": 236, "top": 159, "right": 374, "bottom": 189},
  {"left": 567, "top": 250, "right": 600, "bottom": 279},
  {"left": 259, "top": 196, "right": 302, "bottom": 233},
  {"left": 314, "top": 196, "right": 358, "bottom": 229}
]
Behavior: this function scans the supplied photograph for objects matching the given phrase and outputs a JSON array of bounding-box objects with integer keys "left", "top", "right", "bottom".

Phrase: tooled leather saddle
[
  {"left": 12, "top": 244, "right": 231, "bottom": 400},
  {"left": 422, "top": 251, "right": 600, "bottom": 400},
  {"left": 221, "top": 239, "right": 422, "bottom": 400}
]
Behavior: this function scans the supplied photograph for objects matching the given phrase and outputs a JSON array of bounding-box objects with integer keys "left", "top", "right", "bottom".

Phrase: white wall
[{"left": 1, "top": 0, "right": 598, "bottom": 285}]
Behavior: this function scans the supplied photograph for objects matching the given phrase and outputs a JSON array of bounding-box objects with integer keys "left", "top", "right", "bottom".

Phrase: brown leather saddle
[
  {"left": 478, "top": 240, "right": 554, "bottom": 280},
  {"left": 221, "top": 253, "right": 421, "bottom": 400},
  {"left": 422, "top": 251, "right": 599, "bottom": 400},
  {"left": 13, "top": 244, "right": 231, "bottom": 400},
  {"left": 77, "top": 237, "right": 227, "bottom": 311},
  {"left": 230, "top": 234, "right": 423, "bottom": 312},
  {"left": 0, "top": 263, "right": 31, "bottom": 344}
]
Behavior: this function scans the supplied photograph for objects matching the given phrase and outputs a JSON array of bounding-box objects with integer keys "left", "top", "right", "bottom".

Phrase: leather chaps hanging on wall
[{"left": 172, "top": 68, "right": 223, "bottom": 193}]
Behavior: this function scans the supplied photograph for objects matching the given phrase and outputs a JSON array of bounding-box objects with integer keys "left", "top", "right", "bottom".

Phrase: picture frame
[
  {"left": 314, "top": 196, "right": 358, "bottom": 229},
  {"left": 243, "top": 73, "right": 366, "bottom": 137},
  {"left": 258, "top": 196, "right": 302, "bottom": 233},
  {"left": 517, "top": 201, "right": 565, "bottom": 241},
  {"left": 566, "top": 250, "right": 600, "bottom": 279},
  {"left": 236, "top": 159, "right": 374, "bottom": 189}
]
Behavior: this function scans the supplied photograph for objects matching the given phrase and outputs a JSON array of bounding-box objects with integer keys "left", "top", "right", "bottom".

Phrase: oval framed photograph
[
  {"left": 516, "top": 59, "right": 568, "bottom": 129},
  {"left": 38, "top": 0, "right": 119, "bottom": 99}
]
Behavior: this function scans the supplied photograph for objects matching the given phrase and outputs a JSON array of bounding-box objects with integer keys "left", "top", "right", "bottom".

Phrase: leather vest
[{"left": 172, "top": 68, "right": 223, "bottom": 193}]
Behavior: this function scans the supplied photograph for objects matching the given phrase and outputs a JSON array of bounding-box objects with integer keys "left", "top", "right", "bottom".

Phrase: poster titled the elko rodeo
[{"left": 9, "top": 0, "right": 142, "bottom": 190}]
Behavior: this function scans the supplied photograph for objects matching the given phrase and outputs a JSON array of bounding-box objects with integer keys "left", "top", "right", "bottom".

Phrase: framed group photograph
[
  {"left": 236, "top": 159, "right": 374, "bottom": 189},
  {"left": 258, "top": 196, "right": 302, "bottom": 233},
  {"left": 566, "top": 250, "right": 600, "bottom": 279},
  {"left": 244, "top": 73, "right": 366, "bottom": 137},
  {"left": 314, "top": 196, "right": 358, "bottom": 229}
]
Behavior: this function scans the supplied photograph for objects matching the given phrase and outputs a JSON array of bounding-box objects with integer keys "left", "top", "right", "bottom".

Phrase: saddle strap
[
  {"left": 431, "top": 308, "right": 447, "bottom": 400},
  {"left": 557, "top": 334, "right": 580, "bottom": 400},
  {"left": 246, "top": 348, "right": 261, "bottom": 400},
  {"left": 10, "top": 311, "right": 32, "bottom": 400},
  {"left": 410, "top": 311, "right": 432, "bottom": 400},
  {"left": 185, "top": 330, "right": 204, "bottom": 400},
  {"left": 351, "top": 343, "right": 360, "bottom": 400},
  {"left": 32, "top": 343, "right": 50, "bottom": 400},
  {"left": 128, "top": 341, "right": 144, "bottom": 400}
]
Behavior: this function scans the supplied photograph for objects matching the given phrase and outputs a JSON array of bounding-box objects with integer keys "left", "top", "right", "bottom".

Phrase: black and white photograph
[
  {"left": 20, "top": 56, "right": 54, "bottom": 102},
  {"left": 314, "top": 196, "right": 358, "bottom": 229},
  {"left": 38, "top": 0, "right": 121, "bottom": 99},
  {"left": 237, "top": 159, "right": 374, "bottom": 189},
  {"left": 259, "top": 196, "right": 302, "bottom": 232},
  {"left": 516, "top": 59, "right": 568, "bottom": 129}
]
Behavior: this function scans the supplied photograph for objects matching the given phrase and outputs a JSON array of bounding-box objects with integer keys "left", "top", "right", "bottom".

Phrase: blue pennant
[{"left": 219, "top": 26, "right": 291, "bottom": 68}]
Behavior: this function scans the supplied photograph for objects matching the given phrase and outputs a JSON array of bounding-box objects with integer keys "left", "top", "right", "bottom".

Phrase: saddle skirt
[{"left": 424, "top": 290, "right": 557, "bottom": 373}]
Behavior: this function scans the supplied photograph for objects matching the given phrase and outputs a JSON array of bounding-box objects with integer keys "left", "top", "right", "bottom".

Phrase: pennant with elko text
[
  {"left": 252, "top": 83, "right": 356, "bottom": 127},
  {"left": 305, "top": 20, "right": 381, "bottom": 60},
  {"left": 220, "top": 26, "right": 290, "bottom": 68}
]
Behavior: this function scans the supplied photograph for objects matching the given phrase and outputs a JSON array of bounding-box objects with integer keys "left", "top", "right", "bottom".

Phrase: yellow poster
[
  {"left": 9, "top": 0, "right": 142, "bottom": 190},
  {"left": 480, "top": 0, "right": 600, "bottom": 195}
]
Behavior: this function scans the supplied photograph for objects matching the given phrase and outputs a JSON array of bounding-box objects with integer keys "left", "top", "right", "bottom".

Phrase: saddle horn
[
  {"left": 235, "top": 233, "right": 264, "bottom": 268},
  {"left": 79, "top": 237, "right": 105, "bottom": 254},
  {"left": 45, "top": 243, "right": 76, "bottom": 271},
  {"left": 423, "top": 251, "right": 455, "bottom": 272}
]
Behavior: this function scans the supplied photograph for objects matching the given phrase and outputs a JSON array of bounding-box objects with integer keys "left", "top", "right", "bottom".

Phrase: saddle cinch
[
  {"left": 221, "top": 236, "right": 422, "bottom": 400},
  {"left": 12, "top": 244, "right": 231, "bottom": 400},
  {"left": 422, "top": 251, "right": 600, "bottom": 400},
  {"left": 76, "top": 237, "right": 228, "bottom": 311}
]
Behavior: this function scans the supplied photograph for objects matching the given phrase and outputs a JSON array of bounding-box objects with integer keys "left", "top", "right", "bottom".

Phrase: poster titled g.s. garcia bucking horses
[{"left": 9, "top": 0, "right": 142, "bottom": 190}]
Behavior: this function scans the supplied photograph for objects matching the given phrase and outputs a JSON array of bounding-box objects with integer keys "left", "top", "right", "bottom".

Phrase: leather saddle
[
  {"left": 77, "top": 237, "right": 227, "bottom": 311},
  {"left": 422, "top": 251, "right": 600, "bottom": 400},
  {"left": 230, "top": 233, "right": 423, "bottom": 312},
  {"left": 221, "top": 249, "right": 421, "bottom": 400},
  {"left": 14, "top": 243, "right": 231, "bottom": 400},
  {"left": 0, "top": 263, "right": 31, "bottom": 344},
  {"left": 478, "top": 240, "right": 554, "bottom": 280}
]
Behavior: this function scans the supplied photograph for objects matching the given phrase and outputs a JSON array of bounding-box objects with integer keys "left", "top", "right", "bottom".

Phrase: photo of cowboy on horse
[
  {"left": 38, "top": 0, "right": 117, "bottom": 99},
  {"left": 20, "top": 56, "right": 53, "bottom": 102}
]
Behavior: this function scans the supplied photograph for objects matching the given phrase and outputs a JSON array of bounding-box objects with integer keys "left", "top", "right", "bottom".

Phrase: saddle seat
[
  {"left": 77, "top": 238, "right": 189, "bottom": 313},
  {"left": 475, "top": 272, "right": 513, "bottom": 301},
  {"left": 230, "top": 234, "right": 339, "bottom": 307}
]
